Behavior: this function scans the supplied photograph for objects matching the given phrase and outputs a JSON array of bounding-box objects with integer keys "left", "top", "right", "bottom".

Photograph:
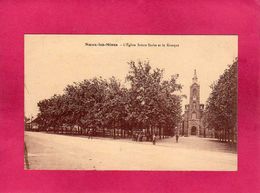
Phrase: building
[
  {"left": 182, "top": 70, "right": 206, "bottom": 137},
  {"left": 25, "top": 117, "right": 39, "bottom": 131}
]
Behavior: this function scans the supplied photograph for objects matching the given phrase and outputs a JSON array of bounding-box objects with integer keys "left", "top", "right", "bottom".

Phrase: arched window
[
  {"left": 193, "top": 102, "right": 196, "bottom": 109},
  {"left": 192, "top": 112, "right": 196, "bottom": 119},
  {"left": 193, "top": 89, "right": 197, "bottom": 96},
  {"left": 192, "top": 89, "right": 197, "bottom": 100}
]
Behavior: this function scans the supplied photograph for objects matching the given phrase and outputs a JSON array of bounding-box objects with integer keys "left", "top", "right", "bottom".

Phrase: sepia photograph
[{"left": 24, "top": 35, "right": 238, "bottom": 171}]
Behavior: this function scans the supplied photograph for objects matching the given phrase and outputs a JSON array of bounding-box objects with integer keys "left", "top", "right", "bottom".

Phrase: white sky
[{"left": 25, "top": 35, "right": 237, "bottom": 117}]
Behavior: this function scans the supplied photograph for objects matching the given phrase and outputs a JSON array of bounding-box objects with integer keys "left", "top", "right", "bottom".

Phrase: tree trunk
[
  {"left": 231, "top": 127, "right": 234, "bottom": 144},
  {"left": 225, "top": 129, "right": 227, "bottom": 142},
  {"left": 228, "top": 129, "right": 230, "bottom": 143},
  {"left": 113, "top": 128, "right": 115, "bottom": 139},
  {"left": 162, "top": 127, "right": 164, "bottom": 139}
]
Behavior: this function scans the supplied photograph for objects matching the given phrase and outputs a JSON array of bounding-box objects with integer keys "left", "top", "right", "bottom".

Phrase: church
[{"left": 181, "top": 70, "right": 209, "bottom": 137}]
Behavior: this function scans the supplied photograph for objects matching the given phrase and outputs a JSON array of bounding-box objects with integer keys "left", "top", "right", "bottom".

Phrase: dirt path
[{"left": 24, "top": 131, "right": 237, "bottom": 171}]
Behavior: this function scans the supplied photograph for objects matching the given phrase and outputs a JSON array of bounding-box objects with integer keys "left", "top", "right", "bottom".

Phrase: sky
[{"left": 25, "top": 35, "right": 237, "bottom": 118}]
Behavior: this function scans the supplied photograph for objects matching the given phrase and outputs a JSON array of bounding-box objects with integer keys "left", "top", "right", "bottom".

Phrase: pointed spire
[{"left": 192, "top": 69, "right": 198, "bottom": 83}]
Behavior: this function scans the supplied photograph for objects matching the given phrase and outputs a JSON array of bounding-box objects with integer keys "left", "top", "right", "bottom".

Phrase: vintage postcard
[{"left": 24, "top": 35, "right": 238, "bottom": 171}]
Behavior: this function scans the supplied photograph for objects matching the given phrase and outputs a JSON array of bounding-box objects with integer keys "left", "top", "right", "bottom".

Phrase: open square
[{"left": 25, "top": 131, "right": 237, "bottom": 170}]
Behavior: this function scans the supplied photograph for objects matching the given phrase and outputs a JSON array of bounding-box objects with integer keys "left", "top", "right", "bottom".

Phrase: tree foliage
[
  {"left": 36, "top": 60, "right": 183, "bottom": 138},
  {"left": 204, "top": 58, "right": 237, "bottom": 143}
]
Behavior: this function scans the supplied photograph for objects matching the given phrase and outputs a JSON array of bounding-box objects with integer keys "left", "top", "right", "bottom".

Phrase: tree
[
  {"left": 36, "top": 60, "right": 184, "bottom": 140},
  {"left": 205, "top": 58, "right": 237, "bottom": 143},
  {"left": 24, "top": 116, "right": 30, "bottom": 130},
  {"left": 126, "top": 60, "right": 183, "bottom": 138}
]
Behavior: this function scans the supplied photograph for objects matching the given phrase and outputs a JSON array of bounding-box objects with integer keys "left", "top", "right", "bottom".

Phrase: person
[
  {"left": 140, "top": 132, "right": 143, "bottom": 142},
  {"left": 175, "top": 128, "right": 179, "bottom": 143},
  {"left": 134, "top": 132, "right": 138, "bottom": 141},
  {"left": 152, "top": 134, "right": 156, "bottom": 145},
  {"left": 88, "top": 128, "right": 93, "bottom": 139}
]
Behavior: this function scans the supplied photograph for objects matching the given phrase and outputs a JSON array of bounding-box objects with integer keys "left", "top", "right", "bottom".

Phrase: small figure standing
[
  {"left": 175, "top": 127, "right": 179, "bottom": 143},
  {"left": 137, "top": 133, "right": 140, "bottom": 141},
  {"left": 152, "top": 134, "right": 156, "bottom": 145},
  {"left": 88, "top": 128, "right": 93, "bottom": 139},
  {"left": 139, "top": 132, "right": 143, "bottom": 142}
]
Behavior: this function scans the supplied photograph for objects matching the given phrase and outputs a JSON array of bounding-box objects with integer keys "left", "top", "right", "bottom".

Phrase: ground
[{"left": 24, "top": 131, "right": 237, "bottom": 171}]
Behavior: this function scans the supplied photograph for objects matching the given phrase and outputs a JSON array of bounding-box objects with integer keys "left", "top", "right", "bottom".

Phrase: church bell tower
[{"left": 183, "top": 70, "right": 204, "bottom": 136}]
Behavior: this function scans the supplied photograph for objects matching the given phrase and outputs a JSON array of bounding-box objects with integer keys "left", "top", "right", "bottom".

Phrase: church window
[
  {"left": 192, "top": 112, "right": 196, "bottom": 119},
  {"left": 193, "top": 102, "right": 196, "bottom": 109},
  {"left": 192, "top": 89, "right": 197, "bottom": 100},
  {"left": 193, "top": 89, "right": 197, "bottom": 96}
]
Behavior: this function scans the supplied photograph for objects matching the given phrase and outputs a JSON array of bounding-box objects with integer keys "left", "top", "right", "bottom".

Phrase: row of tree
[
  {"left": 204, "top": 58, "right": 237, "bottom": 143},
  {"left": 33, "top": 61, "right": 183, "bottom": 139}
]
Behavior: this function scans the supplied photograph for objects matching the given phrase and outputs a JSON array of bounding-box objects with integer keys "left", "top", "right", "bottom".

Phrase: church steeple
[{"left": 192, "top": 69, "right": 198, "bottom": 83}]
